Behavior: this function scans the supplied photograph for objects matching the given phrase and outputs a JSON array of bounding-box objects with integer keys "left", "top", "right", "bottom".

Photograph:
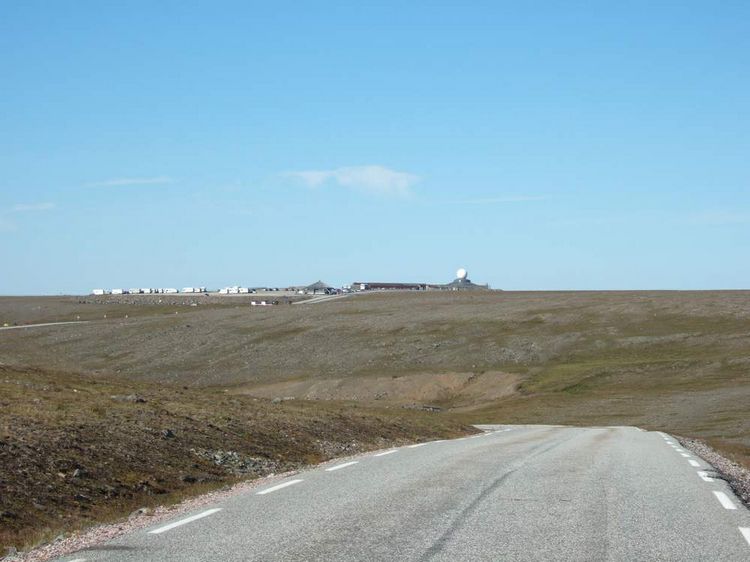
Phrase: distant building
[
  {"left": 353, "top": 268, "right": 489, "bottom": 292},
  {"left": 305, "top": 280, "right": 335, "bottom": 294},
  {"left": 438, "top": 278, "right": 488, "bottom": 290},
  {"left": 435, "top": 268, "right": 488, "bottom": 290},
  {"left": 182, "top": 287, "right": 208, "bottom": 293},
  {"left": 352, "top": 282, "right": 426, "bottom": 291}
]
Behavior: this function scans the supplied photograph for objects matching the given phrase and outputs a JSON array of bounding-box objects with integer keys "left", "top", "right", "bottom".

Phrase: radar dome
[{"left": 456, "top": 268, "right": 468, "bottom": 280}]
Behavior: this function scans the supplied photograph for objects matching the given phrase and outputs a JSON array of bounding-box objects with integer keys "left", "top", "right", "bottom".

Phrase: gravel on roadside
[
  {"left": 678, "top": 436, "right": 750, "bottom": 508},
  {"left": 0, "top": 441, "right": 437, "bottom": 562},
  {"left": 1, "top": 470, "right": 299, "bottom": 562}
]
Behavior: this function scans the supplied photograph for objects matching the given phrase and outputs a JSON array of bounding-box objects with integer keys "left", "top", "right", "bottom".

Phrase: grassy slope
[
  {"left": 2, "top": 292, "right": 749, "bottom": 387},
  {"left": 0, "top": 365, "right": 471, "bottom": 552}
]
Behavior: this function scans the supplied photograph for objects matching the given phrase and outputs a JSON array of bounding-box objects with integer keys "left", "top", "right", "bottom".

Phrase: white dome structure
[{"left": 443, "top": 266, "right": 488, "bottom": 290}]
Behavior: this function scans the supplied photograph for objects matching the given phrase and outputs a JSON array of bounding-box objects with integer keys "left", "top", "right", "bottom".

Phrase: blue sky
[{"left": 1, "top": 1, "right": 748, "bottom": 294}]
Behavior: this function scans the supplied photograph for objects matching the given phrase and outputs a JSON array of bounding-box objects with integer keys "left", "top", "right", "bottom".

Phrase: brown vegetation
[{"left": 0, "top": 365, "right": 470, "bottom": 552}]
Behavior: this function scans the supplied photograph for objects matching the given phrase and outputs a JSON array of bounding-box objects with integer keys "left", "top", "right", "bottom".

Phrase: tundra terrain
[{"left": 1, "top": 290, "right": 749, "bottom": 552}]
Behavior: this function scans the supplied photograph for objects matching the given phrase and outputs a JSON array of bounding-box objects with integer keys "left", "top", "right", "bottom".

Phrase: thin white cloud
[
  {"left": 455, "top": 195, "right": 546, "bottom": 204},
  {"left": 285, "top": 165, "right": 419, "bottom": 197},
  {"left": 1, "top": 201, "right": 54, "bottom": 233},
  {"left": 11, "top": 202, "right": 56, "bottom": 212},
  {"left": 87, "top": 176, "right": 175, "bottom": 187},
  {"left": 682, "top": 211, "right": 750, "bottom": 226}
]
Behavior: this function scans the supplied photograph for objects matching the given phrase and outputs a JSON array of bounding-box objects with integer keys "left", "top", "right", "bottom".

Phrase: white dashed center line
[
  {"left": 325, "top": 461, "right": 359, "bottom": 472},
  {"left": 374, "top": 449, "right": 398, "bottom": 457},
  {"left": 697, "top": 471, "right": 714, "bottom": 482},
  {"left": 739, "top": 527, "right": 750, "bottom": 546},
  {"left": 148, "top": 508, "right": 222, "bottom": 534},
  {"left": 689, "top": 460, "right": 701, "bottom": 467},
  {"left": 256, "top": 479, "right": 304, "bottom": 495},
  {"left": 713, "top": 491, "right": 737, "bottom": 510},
  {"left": 680, "top": 453, "right": 691, "bottom": 458}
]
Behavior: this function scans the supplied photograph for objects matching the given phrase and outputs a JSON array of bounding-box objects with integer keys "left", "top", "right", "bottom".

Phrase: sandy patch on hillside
[{"left": 238, "top": 371, "right": 521, "bottom": 407}]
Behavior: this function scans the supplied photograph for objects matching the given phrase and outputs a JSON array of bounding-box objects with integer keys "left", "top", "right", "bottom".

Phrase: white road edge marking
[
  {"left": 374, "top": 449, "right": 398, "bottom": 457},
  {"left": 325, "top": 461, "right": 359, "bottom": 472},
  {"left": 688, "top": 460, "right": 701, "bottom": 467},
  {"left": 148, "top": 508, "right": 222, "bottom": 534},
  {"left": 713, "top": 491, "right": 737, "bottom": 510},
  {"left": 408, "top": 442, "right": 428, "bottom": 448},
  {"left": 739, "top": 527, "right": 750, "bottom": 546},
  {"left": 256, "top": 479, "right": 304, "bottom": 495},
  {"left": 680, "top": 453, "right": 692, "bottom": 458},
  {"left": 697, "top": 471, "right": 714, "bottom": 482},
  {"left": 68, "top": 559, "right": 87, "bottom": 562}
]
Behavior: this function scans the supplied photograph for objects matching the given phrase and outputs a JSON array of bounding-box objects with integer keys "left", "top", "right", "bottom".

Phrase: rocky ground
[
  {"left": 0, "top": 365, "right": 471, "bottom": 555},
  {"left": 0, "top": 294, "right": 304, "bottom": 326},
  {"left": 679, "top": 436, "right": 750, "bottom": 508}
]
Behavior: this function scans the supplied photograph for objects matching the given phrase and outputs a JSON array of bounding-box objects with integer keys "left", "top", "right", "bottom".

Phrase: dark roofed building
[
  {"left": 427, "top": 269, "right": 489, "bottom": 290},
  {"left": 305, "top": 280, "right": 335, "bottom": 294},
  {"left": 352, "top": 282, "right": 426, "bottom": 291},
  {"left": 441, "top": 277, "right": 488, "bottom": 290}
]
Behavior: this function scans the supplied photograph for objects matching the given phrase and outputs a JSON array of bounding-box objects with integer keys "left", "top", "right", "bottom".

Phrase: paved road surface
[
  {"left": 293, "top": 293, "right": 357, "bottom": 305},
  {"left": 0, "top": 321, "right": 89, "bottom": 331},
  {"left": 55, "top": 425, "right": 750, "bottom": 561}
]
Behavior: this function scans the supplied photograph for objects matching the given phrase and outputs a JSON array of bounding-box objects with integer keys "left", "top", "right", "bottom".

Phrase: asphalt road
[
  {"left": 293, "top": 293, "right": 358, "bottom": 305},
  {"left": 55, "top": 425, "right": 750, "bottom": 561},
  {"left": 0, "top": 321, "right": 89, "bottom": 331}
]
